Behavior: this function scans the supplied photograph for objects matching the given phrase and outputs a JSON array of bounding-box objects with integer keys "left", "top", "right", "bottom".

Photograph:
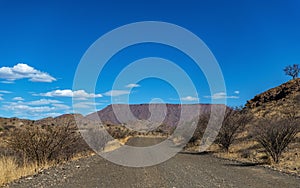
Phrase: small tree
[
  {"left": 284, "top": 64, "right": 300, "bottom": 79},
  {"left": 254, "top": 118, "right": 298, "bottom": 163},
  {"left": 189, "top": 113, "right": 210, "bottom": 143},
  {"left": 216, "top": 107, "right": 252, "bottom": 152}
]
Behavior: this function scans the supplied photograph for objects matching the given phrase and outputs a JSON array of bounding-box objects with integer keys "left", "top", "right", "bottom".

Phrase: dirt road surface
[{"left": 8, "top": 138, "right": 300, "bottom": 188}]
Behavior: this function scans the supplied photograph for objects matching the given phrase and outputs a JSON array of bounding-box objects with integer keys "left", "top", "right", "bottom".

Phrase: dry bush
[
  {"left": 106, "top": 125, "right": 133, "bottom": 139},
  {"left": 252, "top": 97, "right": 300, "bottom": 164},
  {"left": 155, "top": 124, "right": 175, "bottom": 135},
  {"left": 6, "top": 123, "right": 82, "bottom": 166},
  {"left": 215, "top": 108, "right": 252, "bottom": 152},
  {"left": 253, "top": 118, "right": 299, "bottom": 163},
  {"left": 189, "top": 114, "right": 210, "bottom": 143}
]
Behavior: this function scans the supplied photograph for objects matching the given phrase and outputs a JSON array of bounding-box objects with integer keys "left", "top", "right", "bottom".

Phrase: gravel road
[{"left": 8, "top": 137, "right": 300, "bottom": 188}]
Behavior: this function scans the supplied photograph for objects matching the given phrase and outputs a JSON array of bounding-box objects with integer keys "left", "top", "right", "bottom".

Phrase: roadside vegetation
[
  {"left": 0, "top": 122, "right": 91, "bottom": 185},
  {"left": 215, "top": 107, "right": 252, "bottom": 152},
  {"left": 0, "top": 120, "right": 169, "bottom": 186},
  {"left": 185, "top": 73, "right": 300, "bottom": 174},
  {"left": 0, "top": 75, "right": 299, "bottom": 185},
  {"left": 186, "top": 94, "right": 300, "bottom": 175}
]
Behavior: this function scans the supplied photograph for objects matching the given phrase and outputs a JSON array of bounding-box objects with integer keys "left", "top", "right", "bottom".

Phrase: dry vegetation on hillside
[
  {"left": 0, "top": 79, "right": 299, "bottom": 185},
  {"left": 0, "top": 116, "right": 170, "bottom": 186},
  {"left": 187, "top": 79, "right": 300, "bottom": 175}
]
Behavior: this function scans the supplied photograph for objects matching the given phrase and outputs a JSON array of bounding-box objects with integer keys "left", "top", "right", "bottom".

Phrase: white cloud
[
  {"left": 73, "top": 102, "right": 102, "bottom": 109},
  {"left": 51, "top": 103, "right": 70, "bottom": 110},
  {"left": 205, "top": 92, "right": 239, "bottom": 99},
  {"left": 2, "top": 99, "right": 70, "bottom": 119},
  {"left": 0, "top": 91, "right": 12, "bottom": 101},
  {"left": 0, "top": 90, "right": 12, "bottom": 94},
  {"left": 104, "top": 90, "right": 130, "bottom": 97},
  {"left": 27, "top": 99, "right": 62, "bottom": 105},
  {"left": 4, "top": 99, "right": 63, "bottom": 106},
  {"left": 181, "top": 96, "right": 199, "bottom": 101},
  {"left": 43, "top": 113, "right": 62, "bottom": 118},
  {"left": 36, "top": 89, "right": 102, "bottom": 100},
  {"left": 3, "top": 103, "right": 68, "bottom": 113},
  {"left": 0, "top": 80, "right": 14, "bottom": 84},
  {"left": 13, "top": 97, "right": 24, "bottom": 101},
  {"left": 0, "top": 63, "right": 56, "bottom": 83},
  {"left": 125, "top": 83, "right": 141, "bottom": 88},
  {"left": 234, "top": 91, "right": 240, "bottom": 94},
  {"left": 5, "top": 104, "right": 52, "bottom": 113}
]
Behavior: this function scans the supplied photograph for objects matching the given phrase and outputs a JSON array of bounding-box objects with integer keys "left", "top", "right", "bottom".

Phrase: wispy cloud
[
  {"left": 5, "top": 99, "right": 63, "bottom": 106},
  {"left": 73, "top": 101, "right": 103, "bottom": 109},
  {"left": 27, "top": 99, "right": 62, "bottom": 105},
  {"left": 0, "top": 90, "right": 12, "bottom": 101},
  {"left": 125, "top": 83, "right": 141, "bottom": 88},
  {"left": 0, "top": 80, "right": 14, "bottom": 84},
  {"left": 13, "top": 97, "right": 24, "bottom": 101},
  {"left": 2, "top": 99, "right": 69, "bottom": 119},
  {"left": 0, "top": 90, "right": 12, "bottom": 94},
  {"left": 234, "top": 91, "right": 240, "bottom": 94},
  {"left": 35, "top": 89, "right": 102, "bottom": 100},
  {"left": 181, "top": 96, "right": 199, "bottom": 101},
  {"left": 104, "top": 90, "right": 130, "bottom": 97},
  {"left": 0, "top": 63, "right": 56, "bottom": 83},
  {"left": 205, "top": 92, "right": 239, "bottom": 99}
]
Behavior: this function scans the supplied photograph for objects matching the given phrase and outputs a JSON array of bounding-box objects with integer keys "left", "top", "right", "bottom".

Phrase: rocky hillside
[
  {"left": 35, "top": 113, "right": 85, "bottom": 126},
  {"left": 245, "top": 78, "right": 300, "bottom": 117},
  {"left": 0, "top": 117, "right": 34, "bottom": 131}
]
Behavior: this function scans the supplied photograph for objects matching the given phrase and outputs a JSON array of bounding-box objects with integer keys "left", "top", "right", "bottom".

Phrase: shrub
[
  {"left": 189, "top": 114, "right": 210, "bottom": 143},
  {"left": 6, "top": 123, "right": 82, "bottom": 166},
  {"left": 215, "top": 108, "right": 252, "bottom": 152},
  {"left": 254, "top": 118, "right": 299, "bottom": 163}
]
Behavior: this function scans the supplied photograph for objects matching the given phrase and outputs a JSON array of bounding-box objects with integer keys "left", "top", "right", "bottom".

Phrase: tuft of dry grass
[
  {"left": 0, "top": 151, "right": 95, "bottom": 186},
  {"left": 0, "top": 156, "right": 43, "bottom": 186}
]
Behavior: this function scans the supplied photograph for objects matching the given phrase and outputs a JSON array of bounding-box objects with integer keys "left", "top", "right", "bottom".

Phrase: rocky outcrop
[
  {"left": 246, "top": 78, "right": 300, "bottom": 109},
  {"left": 245, "top": 78, "right": 300, "bottom": 118}
]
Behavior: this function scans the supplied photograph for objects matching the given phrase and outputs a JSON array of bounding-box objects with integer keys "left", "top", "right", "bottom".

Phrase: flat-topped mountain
[{"left": 86, "top": 104, "right": 226, "bottom": 127}]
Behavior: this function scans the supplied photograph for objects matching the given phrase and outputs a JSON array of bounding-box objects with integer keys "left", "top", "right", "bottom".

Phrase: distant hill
[
  {"left": 0, "top": 104, "right": 227, "bottom": 134},
  {"left": 0, "top": 117, "right": 34, "bottom": 131},
  {"left": 86, "top": 104, "right": 226, "bottom": 127},
  {"left": 245, "top": 78, "right": 300, "bottom": 117},
  {"left": 0, "top": 114, "right": 89, "bottom": 132},
  {"left": 35, "top": 113, "right": 84, "bottom": 127},
  {"left": 3, "top": 79, "right": 299, "bottom": 129}
]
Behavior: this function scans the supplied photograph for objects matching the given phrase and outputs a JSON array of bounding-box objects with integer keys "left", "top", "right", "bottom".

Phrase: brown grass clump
[{"left": 0, "top": 156, "right": 50, "bottom": 186}]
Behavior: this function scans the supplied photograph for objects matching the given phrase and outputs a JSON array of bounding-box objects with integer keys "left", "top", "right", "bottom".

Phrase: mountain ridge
[{"left": 1, "top": 79, "right": 299, "bottom": 128}]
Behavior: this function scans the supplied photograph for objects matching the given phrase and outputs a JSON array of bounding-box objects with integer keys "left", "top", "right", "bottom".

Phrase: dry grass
[
  {"left": 0, "top": 150, "right": 95, "bottom": 186},
  {"left": 209, "top": 136, "right": 300, "bottom": 176},
  {"left": 0, "top": 156, "right": 51, "bottom": 186}
]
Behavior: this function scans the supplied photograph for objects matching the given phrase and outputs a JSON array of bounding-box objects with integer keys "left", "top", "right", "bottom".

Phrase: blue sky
[{"left": 0, "top": 0, "right": 299, "bottom": 119}]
